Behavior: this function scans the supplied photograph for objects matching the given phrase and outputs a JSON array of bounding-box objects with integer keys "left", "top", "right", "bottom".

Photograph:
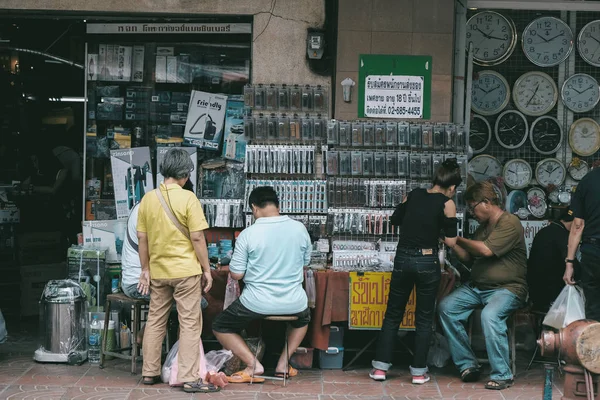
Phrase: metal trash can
[{"left": 40, "top": 280, "right": 87, "bottom": 356}]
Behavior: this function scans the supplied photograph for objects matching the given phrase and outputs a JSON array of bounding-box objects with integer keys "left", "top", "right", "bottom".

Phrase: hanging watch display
[
  {"left": 503, "top": 159, "right": 533, "bottom": 190},
  {"left": 535, "top": 158, "right": 566, "bottom": 188},
  {"left": 468, "top": 154, "right": 502, "bottom": 182},
  {"left": 522, "top": 16, "right": 574, "bottom": 67},
  {"left": 561, "top": 73, "right": 600, "bottom": 113},
  {"left": 568, "top": 158, "right": 589, "bottom": 181},
  {"left": 528, "top": 197, "right": 548, "bottom": 218},
  {"left": 568, "top": 118, "right": 600, "bottom": 157},
  {"left": 530, "top": 116, "right": 563, "bottom": 155},
  {"left": 577, "top": 20, "right": 600, "bottom": 67},
  {"left": 466, "top": 11, "right": 517, "bottom": 66},
  {"left": 471, "top": 70, "right": 511, "bottom": 115},
  {"left": 513, "top": 71, "right": 558, "bottom": 116},
  {"left": 470, "top": 115, "right": 492, "bottom": 154},
  {"left": 495, "top": 110, "right": 528, "bottom": 149}
]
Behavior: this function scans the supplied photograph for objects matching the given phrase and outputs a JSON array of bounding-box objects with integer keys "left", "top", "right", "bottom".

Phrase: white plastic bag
[
  {"left": 543, "top": 285, "right": 586, "bottom": 330},
  {"left": 161, "top": 341, "right": 179, "bottom": 383},
  {"left": 427, "top": 332, "right": 450, "bottom": 368},
  {"left": 223, "top": 273, "right": 240, "bottom": 310},
  {"left": 205, "top": 349, "right": 233, "bottom": 372}
]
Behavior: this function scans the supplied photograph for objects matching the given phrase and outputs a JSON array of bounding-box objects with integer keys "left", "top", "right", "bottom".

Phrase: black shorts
[{"left": 212, "top": 299, "right": 311, "bottom": 334}]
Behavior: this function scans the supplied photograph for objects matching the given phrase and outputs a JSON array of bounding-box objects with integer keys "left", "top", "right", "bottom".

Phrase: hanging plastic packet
[
  {"left": 278, "top": 84, "right": 290, "bottom": 110},
  {"left": 290, "top": 84, "right": 302, "bottom": 111},
  {"left": 266, "top": 84, "right": 278, "bottom": 111},
  {"left": 254, "top": 84, "right": 265, "bottom": 110},
  {"left": 243, "top": 84, "right": 255, "bottom": 108},
  {"left": 363, "top": 121, "right": 374, "bottom": 146},
  {"left": 327, "top": 120, "right": 339, "bottom": 145},
  {"left": 398, "top": 122, "right": 409, "bottom": 146},
  {"left": 351, "top": 121, "right": 363, "bottom": 146}
]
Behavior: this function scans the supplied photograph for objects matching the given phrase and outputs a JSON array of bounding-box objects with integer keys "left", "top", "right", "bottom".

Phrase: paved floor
[{"left": 0, "top": 323, "right": 565, "bottom": 400}]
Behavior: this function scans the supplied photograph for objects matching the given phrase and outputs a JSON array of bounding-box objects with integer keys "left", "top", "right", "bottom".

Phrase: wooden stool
[
  {"left": 99, "top": 293, "right": 148, "bottom": 375},
  {"left": 251, "top": 315, "right": 299, "bottom": 387},
  {"left": 467, "top": 307, "right": 517, "bottom": 376}
]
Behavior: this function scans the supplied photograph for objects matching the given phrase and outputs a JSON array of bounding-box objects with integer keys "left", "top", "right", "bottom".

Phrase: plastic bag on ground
[
  {"left": 165, "top": 340, "right": 230, "bottom": 388},
  {"left": 543, "top": 285, "right": 586, "bottom": 330},
  {"left": 161, "top": 341, "right": 179, "bottom": 383},
  {"left": 427, "top": 332, "right": 450, "bottom": 368},
  {"left": 205, "top": 349, "right": 234, "bottom": 372}
]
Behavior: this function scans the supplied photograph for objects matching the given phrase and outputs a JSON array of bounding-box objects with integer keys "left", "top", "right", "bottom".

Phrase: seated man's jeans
[
  {"left": 438, "top": 284, "right": 522, "bottom": 381},
  {"left": 123, "top": 283, "right": 208, "bottom": 309}
]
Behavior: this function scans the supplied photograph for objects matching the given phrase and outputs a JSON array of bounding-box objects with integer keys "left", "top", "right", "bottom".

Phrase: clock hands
[
  {"left": 527, "top": 85, "right": 540, "bottom": 106},
  {"left": 546, "top": 32, "right": 565, "bottom": 42}
]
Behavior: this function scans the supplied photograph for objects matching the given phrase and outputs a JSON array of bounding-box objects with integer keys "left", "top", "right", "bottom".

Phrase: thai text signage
[
  {"left": 364, "top": 75, "right": 424, "bottom": 118},
  {"left": 349, "top": 272, "right": 416, "bottom": 330}
]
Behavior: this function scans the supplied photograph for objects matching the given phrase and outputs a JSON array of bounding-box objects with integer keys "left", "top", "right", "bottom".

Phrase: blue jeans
[
  {"left": 372, "top": 248, "right": 441, "bottom": 376},
  {"left": 438, "top": 284, "right": 522, "bottom": 381}
]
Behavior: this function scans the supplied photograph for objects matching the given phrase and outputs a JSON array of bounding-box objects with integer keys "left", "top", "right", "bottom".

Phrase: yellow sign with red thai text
[{"left": 349, "top": 272, "right": 416, "bottom": 330}]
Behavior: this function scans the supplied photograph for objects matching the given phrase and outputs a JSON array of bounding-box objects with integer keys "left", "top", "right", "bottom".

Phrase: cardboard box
[
  {"left": 20, "top": 262, "right": 67, "bottom": 316},
  {"left": 82, "top": 220, "right": 127, "bottom": 264},
  {"left": 110, "top": 147, "right": 154, "bottom": 220}
]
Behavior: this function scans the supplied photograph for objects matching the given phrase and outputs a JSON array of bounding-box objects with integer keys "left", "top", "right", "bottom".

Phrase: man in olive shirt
[{"left": 439, "top": 181, "right": 527, "bottom": 391}]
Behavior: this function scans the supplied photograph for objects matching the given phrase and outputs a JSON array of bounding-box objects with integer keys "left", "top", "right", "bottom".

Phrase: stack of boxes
[{"left": 319, "top": 325, "right": 345, "bottom": 369}]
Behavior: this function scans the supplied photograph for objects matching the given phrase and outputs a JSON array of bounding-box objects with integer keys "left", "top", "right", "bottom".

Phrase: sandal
[
  {"left": 460, "top": 367, "right": 481, "bottom": 383},
  {"left": 485, "top": 379, "right": 514, "bottom": 390},
  {"left": 274, "top": 366, "right": 298, "bottom": 378},
  {"left": 183, "top": 380, "right": 221, "bottom": 393},
  {"left": 142, "top": 376, "right": 161, "bottom": 385}
]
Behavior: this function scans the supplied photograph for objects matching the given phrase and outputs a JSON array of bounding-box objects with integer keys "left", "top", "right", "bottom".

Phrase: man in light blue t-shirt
[{"left": 213, "top": 186, "right": 312, "bottom": 384}]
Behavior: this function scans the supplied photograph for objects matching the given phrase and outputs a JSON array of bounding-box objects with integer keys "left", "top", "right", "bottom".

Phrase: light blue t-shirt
[{"left": 230, "top": 215, "right": 311, "bottom": 315}]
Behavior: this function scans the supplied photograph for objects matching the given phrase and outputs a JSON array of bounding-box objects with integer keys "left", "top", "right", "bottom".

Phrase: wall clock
[
  {"left": 495, "top": 110, "right": 528, "bottom": 149},
  {"left": 527, "top": 186, "right": 546, "bottom": 203},
  {"left": 528, "top": 197, "right": 548, "bottom": 218},
  {"left": 522, "top": 16, "right": 573, "bottom": 67},
  {"left": 503, "top": 158, "right": 533, "bottom": 189},
  {"left": 577, "top": 20, "right": 600, "bottom": 67},
  {"left": 471, "top": 70, "right": 511, "bottom": 115},
  {"left": 468, "top": 154, "right": 502, "bottom": 182},
  {"left": 535, "top": 158, "right": 566, "bottom": 188},
  {"left": 470, "top": 115, "right": 492, "bottom": 154},
  {"left": 568, "top": 158, "right": 589, "bottom": 181},
  {"left": 568, "top": 118, "right": 600, "bottom": 157},
  {"left": 530, "top": 116, "right": 563, "bottom": 155},
  {"left": 561, "top": 73, "right": 600, "bottom": 113},
  {"left": 466, "top": 11, "right": 517, "bottom": 66},
  {"left": 513, "top": 71, "right": 558, "bottom": 116}
]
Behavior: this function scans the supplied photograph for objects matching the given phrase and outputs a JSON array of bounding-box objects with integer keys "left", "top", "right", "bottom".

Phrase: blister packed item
[
  {"left": 363, "top": 121, "right": 375, "bottom": 146},
  {"left": 201, "top": 199, "right": 244, "bottom": 228},
  {"left": 278, "top": 84, "right": 290, "bottom": 110},
  {"left": 302, "top": 85, "right": 314, "bottom": 111},
  {"left": 266, "top": 84, "right": 278, "bottom": 111},
  {"left": 422, "top": 124, "right": 433, "bottom": 150},
  {"left": 398, "top": 122, "right": 409, "bottom": 146},
  {"left": 200, "top": 162, "right": 245, "bottom": 199},
  {"left": 386, "top": 122, "right": 398, "bottom": 146},
  {"left": 433, "top": 124, "right": 445, "bottom": 150},
  {"left": 327, "top": 151, "right": 339, "bottom": 176},
  {"left": 363, "top": 152, "right": 374, "bottom": 176},
  {"left": 328, "top": 208, "right": 399, "bottom": 236},
  {"left": 245, "top": 180, "right": 327, "bottom": 214},
  {"left": 374, "top": 152, "right": 386, "bottom": 177},
  {"left": 351, "top": 151, "right": 363, "bottom": 176},
  {"left": 398, "top": 152, "right": 409, "bottom": 178},
  {"left": 245, "top": 145, "right": 315, "bottom": 175},
  {"left": 327, "top": 120, "right": 339, "bottom": 145},
  {"left": 351, "top": 121, "right": 363, "bottom": 146},
  {"left": 410, "top": 124, "right": 422, "bottom": 149},
  {"left": 339, "top": 151, "right": 352, "bottom": 176},
  {"left": 254, "top": 84, "right": 266, "bottom": 110},
  {"left": 339, "top": 121, "right": 351, "bottom": 146},
  {"left": 386, "top": 152, "right": 398, "bottom": 177}
]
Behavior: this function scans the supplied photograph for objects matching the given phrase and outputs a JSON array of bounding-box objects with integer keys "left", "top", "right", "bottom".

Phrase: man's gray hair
[{"left": 159, "top": 148, "right": 194, "bottom": 180}]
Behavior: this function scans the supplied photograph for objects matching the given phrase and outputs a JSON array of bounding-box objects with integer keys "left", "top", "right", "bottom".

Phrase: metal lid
[{"left": 42, "top": 279, "right": 87, "bottom": 303}]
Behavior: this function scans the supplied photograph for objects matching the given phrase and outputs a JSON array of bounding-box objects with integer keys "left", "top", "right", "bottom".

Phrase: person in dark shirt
[
  {"left": 370, "top": 159, "right": 461, "bottom": 385},
  {"left": 527, "top": 209, "right": 574, "bottom": 312},
  {"left": 565, "top": 167, "right": 600, "bottom": 321},
  {"left": 439, "top": 181, "right": 527, "bottom": 390}
]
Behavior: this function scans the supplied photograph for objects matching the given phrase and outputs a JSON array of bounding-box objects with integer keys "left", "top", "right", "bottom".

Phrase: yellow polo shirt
[{"left": 137, "top": 183, "right": 209, "bottom": 279}]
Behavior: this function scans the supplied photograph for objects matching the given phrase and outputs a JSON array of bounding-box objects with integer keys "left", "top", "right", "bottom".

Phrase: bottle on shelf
[{"left": 88, "top": 315, "right": 101, "bottom": 364}]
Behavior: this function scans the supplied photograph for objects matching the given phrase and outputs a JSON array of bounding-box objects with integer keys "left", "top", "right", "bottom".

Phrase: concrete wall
[
  {"left": 335, "top": 0, "right": 455, "bottom": 122},
  {"left": 0, "top": 0, "right": 329, "bottom": 86}
]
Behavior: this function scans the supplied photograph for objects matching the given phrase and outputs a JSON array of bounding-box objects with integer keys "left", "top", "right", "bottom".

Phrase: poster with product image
[
  {"left": 82, "top": 220, "right": 127, "bottom": 263},
  {"left": 221, "top": 95, "right": 246, "bottom": 162},
  {"left": 183, "top": 90, "right": 228, "bottom": 151},
  {"left": 156, "top": 146, "right": 198, "bottom": 192},
  {"left": 110, "top": 147, "right": 154, "bottom": 220}
]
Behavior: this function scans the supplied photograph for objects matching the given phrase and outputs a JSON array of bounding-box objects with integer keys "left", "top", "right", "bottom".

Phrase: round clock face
[
  {"left": 568, "top": 159, "right": 589, "bottom": 181},
  {"left": 470, "top": 115, "right": 492, "bottom": 154},
  {"left": 522, "top": 16, "right": 574, "bottom": 67},
  {"left": 561, "top": 73, "right": 600, "bottom": 113},
  {"left": 548, "top": 190, "right": 560, "bottom": 204},
  {"left": 577, "top": 20, "right": 600, "bottom": 67},
  {"left": 536, "top": 158, "right": 566, "bottom": 188},
  {"left": 568, "top": 118, "right": 600, "bottom": 157},
  {"left": 513, "top": 71, "right": 558, "bottom": 116},
  {"left": 468, "top": 155, "right": 502, "bottom": 182},
  {"left": 471, "top": 70, "right": 511, "bottom": 115},
  {"left": 495, "top": 110, "right": 529, "bottom": 149},
  {"left": 558, "top": 191, "right": 572, "bottom": 205},
  {"left": 528, "top": 198, "right": 548, "bottom": 218},
  {"left": 503, "top": 159, "right": 533, "bottom": 189},
  {"left": 527, "top": 187, "right": 546, "bottom": 202},
  {"left": 530, "top": 116, "right": 563, "bottom": 155},
  {"left": 466, "top": 11, "right": 517, "bottom": 66}
]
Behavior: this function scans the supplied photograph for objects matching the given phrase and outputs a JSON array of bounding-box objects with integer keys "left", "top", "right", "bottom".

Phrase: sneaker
[
  {"left": 412, "top": 374, "right": 431, "bottom": 384},
  {"left": 369, "top": 369, "right": 386, "bottom": 381}
]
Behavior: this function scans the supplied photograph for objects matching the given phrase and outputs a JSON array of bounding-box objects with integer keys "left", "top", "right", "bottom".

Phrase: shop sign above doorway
[
  {"left": 87, "top": 23, "right": 252, "bottom": 34},
  {"left": 358, "top": 55, "right": 432, "bottom": 119}
]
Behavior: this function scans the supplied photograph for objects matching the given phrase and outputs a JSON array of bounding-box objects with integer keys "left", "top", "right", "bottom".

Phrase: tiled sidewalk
[{"left": 0, "top": 352, "right": 565, "bottom": 400}]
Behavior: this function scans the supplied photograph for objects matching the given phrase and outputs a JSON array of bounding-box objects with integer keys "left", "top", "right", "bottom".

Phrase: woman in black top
[{"left": 370, "top": 159, "right": 462, "bottom": 384}]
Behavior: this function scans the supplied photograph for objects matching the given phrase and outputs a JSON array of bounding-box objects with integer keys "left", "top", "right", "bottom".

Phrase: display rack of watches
[
  {"left": 201, "top": 199, "right": 245, "bottom": 228},
  {"left": 244, "top": 179, "right": 327, "bottom": 214},
  {"left": 327, "top": 178, "right": 407, "bottom": 208},
  {"left": 327, "top": 208, "right": 398, "bottom": 236},
  {"left": 245, "top": 145, "right": 316, "bottom": 174}
]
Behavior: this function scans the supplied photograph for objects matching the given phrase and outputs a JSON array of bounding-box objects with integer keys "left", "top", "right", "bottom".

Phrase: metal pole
[
  {"left": 82, "top": 43, "right": 88, "bottom": 225},
  {"left": 464, "top": 42, "right": 474, "bottom": 143},
  {"left": 453, "top": 0, "right": 467, "bottom": 124}
]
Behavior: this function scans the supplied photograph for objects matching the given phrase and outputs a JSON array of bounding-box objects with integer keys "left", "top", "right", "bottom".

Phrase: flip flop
[
  {"left": 485, "top": 379, "right": 514, "bottom": 390},
  {"left": 227, "top": 371, "right": 265, "bottom": 384},
  {"left": 274, "top": 366, "right": 298, "bottom": 378},
  {"left": 183, "top": 380, "right": 221, "bottom": 393}
]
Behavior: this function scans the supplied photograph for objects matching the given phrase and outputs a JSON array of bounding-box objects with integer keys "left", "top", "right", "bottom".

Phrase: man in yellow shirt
[{"left": 136, "top": 148, "right": 214, "bottom": 393}]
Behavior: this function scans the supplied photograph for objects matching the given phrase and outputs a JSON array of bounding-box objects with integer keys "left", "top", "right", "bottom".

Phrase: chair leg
[
  {"left": 284, "top": 324, "right": 289, "bottom": 387},
  {"left": 511, "top": 314, "right": 517, "bottom": 377},
  {"left": 99, "top": 299, "right": 111, "bottom": 368},
  {"left": 250, "top": 322, "right": 261, "bottom": 385},
  {"left": 131, "top": 304, "right": 139, "bottom": 375}
]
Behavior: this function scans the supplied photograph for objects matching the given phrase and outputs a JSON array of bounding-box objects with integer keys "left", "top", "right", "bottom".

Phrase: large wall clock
[
  {"left": 530, "top": 116, "right": 563, "bottom": 155},
  {"left": 577, "top": 20, "right": 600, "bottom": 67},
  {"left": 561, "top": 73, "right": 600, "bottom": 113},
  {"left": 495, "top": 110, "right": 528, "bottom": 149},
  {"left": 522, "top": 16, "right": 573, "bottom": 67},
  {"left": 513, "top": 71, "right": 558, "bottom": 116},
  {"left": 471, "top": 70, "right": 511, "bottom": 116},
  {"left": 466, "top": 11, "right": 517, "bottom": 66}
]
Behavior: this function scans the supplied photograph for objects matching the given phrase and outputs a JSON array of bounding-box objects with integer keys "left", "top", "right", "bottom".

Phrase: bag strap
[
  {"left": 155, "top": 188, "right": 190, "bottom": 240},
  {"left": 126, "top": 205, "right": 139, "bottom": 252}
]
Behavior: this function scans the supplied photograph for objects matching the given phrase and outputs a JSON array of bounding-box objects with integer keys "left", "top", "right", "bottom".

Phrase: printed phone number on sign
[{"left": 365, "top": 105, "right": 422, "bottom": 117}]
